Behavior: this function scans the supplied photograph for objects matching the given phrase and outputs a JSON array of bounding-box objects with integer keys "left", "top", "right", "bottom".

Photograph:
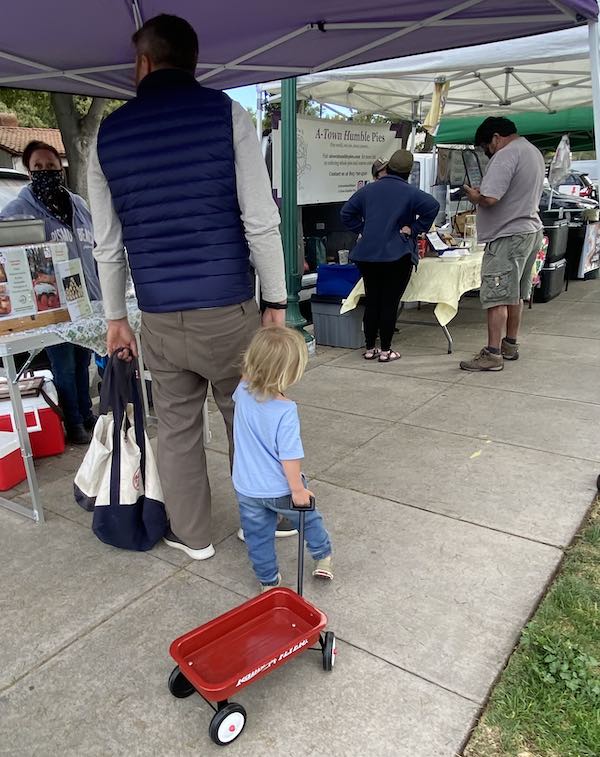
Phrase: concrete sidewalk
[{"left": 2, "top": 280, "right": 599, "bottom": 756}]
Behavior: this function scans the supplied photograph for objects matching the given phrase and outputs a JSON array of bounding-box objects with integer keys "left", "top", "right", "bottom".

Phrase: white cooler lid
[
  {"left": 0, "top": 370, "right": 58, "bottom": 412},
  {"left": 0, "top": 430, "right": 20, "bottom": 457}
]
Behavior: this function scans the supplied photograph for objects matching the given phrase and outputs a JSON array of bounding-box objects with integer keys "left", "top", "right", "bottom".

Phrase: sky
[{"left": 225, "top": 84, "right": 258, "bottom": 110}]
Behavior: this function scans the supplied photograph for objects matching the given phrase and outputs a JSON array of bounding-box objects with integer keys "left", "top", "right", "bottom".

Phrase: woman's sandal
[
  {"left": 379, "top": 350, "right": 401, "bottom": 363},
  {"left": 363, "top": 348, "right": 381, "bottom": 360}
]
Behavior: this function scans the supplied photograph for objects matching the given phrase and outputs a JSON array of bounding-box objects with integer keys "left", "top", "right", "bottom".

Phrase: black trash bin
[
  {"left": 565, "top": 224, "right": 587, "bottom": 280},
  {"left": 543, "top": 220, "right": 568, "bottom": 264},
  {"left": 534, "top": 259, "right": 567, "bottom": 303}
]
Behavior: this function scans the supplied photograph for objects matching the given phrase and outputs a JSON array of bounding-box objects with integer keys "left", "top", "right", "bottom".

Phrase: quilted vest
[{"left": 96, "top": 69, "right": 253, "bottom": 312}]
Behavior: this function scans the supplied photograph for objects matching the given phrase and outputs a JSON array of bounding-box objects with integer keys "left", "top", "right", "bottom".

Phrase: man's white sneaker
[
  {"left": 163, "top": 530, "right": 215, "bottom": 561},
  {"left": 237, "top": 517, "right": 299, "bottom": 543}
]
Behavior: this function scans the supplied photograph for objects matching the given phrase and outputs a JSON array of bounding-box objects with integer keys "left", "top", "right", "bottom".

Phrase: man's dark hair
[
  {"left": 474, "top": 117, "right": 517, "bottom": 147},
  {"left": 132, "top": 14, "right": 198, "bottom": 74},
  {"left": 22, "top": 141, "right": 62, "bottom": 170}
]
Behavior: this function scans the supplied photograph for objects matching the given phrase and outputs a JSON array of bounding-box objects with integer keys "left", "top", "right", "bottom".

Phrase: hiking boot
[
  {"left": 260, "top": 573, "right": 282, "bottom": 593},
  {"left": 459, "top": 348, "right": 503, "bottom": 372},
  {"left": 312, "top": 555, "right": 334, "bottom": 580},
  {"left": 67, "top": 424, "right": 93, "bottom": 445},
  {"left": 501, "top": 338, "right": 519, "bottom": 361},
  {"left": 163, "top": 529, "right": 215, "bottom": 561}
]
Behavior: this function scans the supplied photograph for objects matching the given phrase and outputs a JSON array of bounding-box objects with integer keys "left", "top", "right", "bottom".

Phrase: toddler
[{"left": 233, "top": 326, "right": 333, "bottom": 592}]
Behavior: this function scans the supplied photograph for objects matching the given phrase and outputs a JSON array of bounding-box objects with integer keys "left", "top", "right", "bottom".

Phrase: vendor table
[
  {"left": 0, "top": 301, "right": 211, "bottom": 524},
  {"left": 399, "top": 252, "right": 484, "bottom": 353},
  {"left": 341, "top": 252, "right": 484, "bottom": 353}
]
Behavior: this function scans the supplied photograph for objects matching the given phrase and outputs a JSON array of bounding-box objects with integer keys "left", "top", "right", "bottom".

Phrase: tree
[
  {"left": 351, "top": 113, "right": 391, "bottom": 125},
  {"left": 0, "top": 88, "right": 122, "bottom": 200},
  {"left": 50, "top": 94, "right": 109, "bottom": 201},
  {"left": 246, "top": 106, "right": 257, "bottom": 126}
]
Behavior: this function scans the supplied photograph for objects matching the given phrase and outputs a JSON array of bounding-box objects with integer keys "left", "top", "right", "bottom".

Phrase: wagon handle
[{"left": 290, "top": 495, "right": 316, "bottom": 596}]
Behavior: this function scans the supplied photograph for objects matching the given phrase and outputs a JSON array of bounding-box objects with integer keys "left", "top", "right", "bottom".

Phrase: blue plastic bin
[{"left": 316, "top": 263, "right": 361, "bottom": 297}]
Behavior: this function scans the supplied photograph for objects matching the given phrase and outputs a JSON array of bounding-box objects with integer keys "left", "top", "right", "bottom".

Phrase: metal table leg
[
  {"left": 135, "top": 334, "right": 154, "bottom": 424},
  {"left": 397, "top": 305, "right": 454, "bottom": 354},
  {"left": 0, "top": 354, "right": 44, "bottom": 523},
  {"left": 442, "top": 325, "right": 453, "bottom": 354}
]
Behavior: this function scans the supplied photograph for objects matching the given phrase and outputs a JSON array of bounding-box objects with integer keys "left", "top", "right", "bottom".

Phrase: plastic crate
[{"left": 311, "top": 295, "right": 364, "bottom": 349}]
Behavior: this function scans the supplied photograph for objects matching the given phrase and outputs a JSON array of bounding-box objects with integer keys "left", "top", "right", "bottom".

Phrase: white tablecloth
[
  {"left": 1, "top": 300, "right": 141, "bottom": 356},
  {"left": 341, "top": 253, "right": 483, "bottom": 326}
]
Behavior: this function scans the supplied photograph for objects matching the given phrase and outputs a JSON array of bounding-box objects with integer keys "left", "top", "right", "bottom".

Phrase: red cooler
[
  {"left": 0, "top": 431, "right": 27, "bottom": 491},
  {"left": 0, "top": 371, "right": 65, "bottom": 459}
]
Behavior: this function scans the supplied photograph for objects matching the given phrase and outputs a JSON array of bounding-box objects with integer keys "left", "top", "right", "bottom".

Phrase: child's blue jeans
[{"left": 236, "top": 492, "right": 332, "bottom": 585}]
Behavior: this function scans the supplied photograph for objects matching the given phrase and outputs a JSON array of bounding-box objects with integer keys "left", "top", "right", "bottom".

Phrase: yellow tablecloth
[{"left": 340, "top": 252, "right": 483, "bottom": 327}]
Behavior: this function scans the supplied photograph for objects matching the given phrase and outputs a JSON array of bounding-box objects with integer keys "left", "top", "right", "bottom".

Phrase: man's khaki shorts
[{"left": 480, "top": 230, "right": 543, "bottom": 309}]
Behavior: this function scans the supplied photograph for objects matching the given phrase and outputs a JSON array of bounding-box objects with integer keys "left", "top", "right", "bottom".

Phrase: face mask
[
  {"left": 30, "top": 169, "right": 71, "bottom": 226},
  {"left": 483, "top": 135, "right": 499, "bottom": 159},
  {"left": 31, "top": 169, "right": 65, "bottom": 195}
]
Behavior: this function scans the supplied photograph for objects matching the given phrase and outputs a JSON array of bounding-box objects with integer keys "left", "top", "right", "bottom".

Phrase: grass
[{"left": 464, "top": 497, "right": 600, "bottom": 757}]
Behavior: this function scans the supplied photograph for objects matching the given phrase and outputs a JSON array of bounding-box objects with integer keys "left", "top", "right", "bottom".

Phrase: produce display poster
[
  {"left": 0, "top": 242, "right": 69, "bottom": 320},
  {"left": 56, "top": 258, "right": 92, "bottom": 321}
]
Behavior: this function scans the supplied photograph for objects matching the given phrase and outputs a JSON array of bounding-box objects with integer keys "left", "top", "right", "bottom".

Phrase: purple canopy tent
[
  {"left": 0, "top": 1, "right": 597, "bottom": 96},
  {"left": 0, "top": 0, "right": 597, "bottom": 333}
]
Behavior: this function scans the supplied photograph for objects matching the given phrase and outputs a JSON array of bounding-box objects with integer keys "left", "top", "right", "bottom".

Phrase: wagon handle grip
[{"left": 291, "top": 496, "right": 315, "bottom": 596}]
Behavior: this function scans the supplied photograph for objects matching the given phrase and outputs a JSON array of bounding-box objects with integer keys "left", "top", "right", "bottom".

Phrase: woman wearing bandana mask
[{"left": 0, "top": 141, "right": 102, "bottom": 445}]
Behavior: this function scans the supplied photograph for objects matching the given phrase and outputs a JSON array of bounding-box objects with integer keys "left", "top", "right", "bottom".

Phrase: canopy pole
[
  {"left": 281, "top": 77, "right": 311, "bottom": 341},
  {"left": 589, "top": 20, "right": 600, "bottom": 185},
  {"left": 409, "top": 100, "right": 418, "bottom": 151}
]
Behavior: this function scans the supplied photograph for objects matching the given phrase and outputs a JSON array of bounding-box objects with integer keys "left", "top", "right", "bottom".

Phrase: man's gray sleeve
[
  {"left": 232, "top": 100, "right": 287, "bottom": 303},
  {"left": 88, "top": 136, "right": 128, "bottom": 320}
]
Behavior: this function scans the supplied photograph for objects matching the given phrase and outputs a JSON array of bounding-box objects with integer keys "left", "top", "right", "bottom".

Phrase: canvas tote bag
[{"left": 74, "top": 352, "right": 167, "bottom": 551}]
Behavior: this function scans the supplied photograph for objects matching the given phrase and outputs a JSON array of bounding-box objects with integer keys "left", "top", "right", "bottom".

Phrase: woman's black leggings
[{"left": 356, "top": 257, "right": 413, "bottom": 351}]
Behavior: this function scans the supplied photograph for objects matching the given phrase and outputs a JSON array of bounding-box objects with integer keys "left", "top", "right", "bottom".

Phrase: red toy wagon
[{"left": 167, "top": 499, "right": 336, "bottom": 746}]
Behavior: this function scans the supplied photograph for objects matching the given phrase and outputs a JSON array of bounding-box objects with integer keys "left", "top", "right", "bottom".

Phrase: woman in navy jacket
[{"left": 341, "top": 150, "right": 439, "bottom": 362}]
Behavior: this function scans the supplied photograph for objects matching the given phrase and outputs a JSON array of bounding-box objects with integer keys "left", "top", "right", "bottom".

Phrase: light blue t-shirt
[{"left": 232, "top": 381, "right": 304, "bottom": 498}]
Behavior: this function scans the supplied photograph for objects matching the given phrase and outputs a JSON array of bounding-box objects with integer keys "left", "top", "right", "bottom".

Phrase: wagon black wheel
[
  {"left": 167, "top": 665, "right": 196, "bottom": 698},
  {"left": 597, "top": 473, "right": 600, "bottom": 492},
  {"left": 322, "top": 631, "right": 336, "bottom": 671},
  {"left": 209, "top": 703, "right": 247, "bottom": 746}
]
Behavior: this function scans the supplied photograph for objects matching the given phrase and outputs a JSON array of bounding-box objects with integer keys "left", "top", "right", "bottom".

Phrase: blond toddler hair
[{"left": 243, "top": 326, "right": 308, "bottom": 399}]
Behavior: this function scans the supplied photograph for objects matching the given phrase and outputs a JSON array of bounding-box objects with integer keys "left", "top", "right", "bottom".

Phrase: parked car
[
  {"left": 540, "top": 187, "right": 597, "bottom": 209},
  {"left": 539, "top": 187, "right": 598, "bottom": 223},
  {"left": 571, "top": 160, "right": 598, "bottom": 184},
  {"left": 555, "top": 170, "right": 596, "bottom": 200},
  {"left": 0, "top": 168, "right": 29, "bottom": 211}
]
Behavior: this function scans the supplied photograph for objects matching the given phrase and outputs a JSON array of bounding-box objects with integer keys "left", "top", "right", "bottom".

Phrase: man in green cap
[{"left": 341, "top": 149, "right": 439, "bottom": 363}]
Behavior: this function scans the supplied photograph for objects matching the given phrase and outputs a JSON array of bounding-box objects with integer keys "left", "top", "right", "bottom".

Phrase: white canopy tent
[{"left": 262, "top": 27, "right": 593, "bottom": 121}]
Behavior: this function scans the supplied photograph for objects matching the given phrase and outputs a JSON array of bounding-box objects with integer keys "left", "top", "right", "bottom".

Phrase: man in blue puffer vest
[{"left": 87, "top": 14, "right": 287, "bottom": 560}]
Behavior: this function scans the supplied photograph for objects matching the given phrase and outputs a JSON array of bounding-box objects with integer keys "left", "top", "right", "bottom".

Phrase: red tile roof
[{"left": 0, "top": 126, "right": 65, "bottom": 156}]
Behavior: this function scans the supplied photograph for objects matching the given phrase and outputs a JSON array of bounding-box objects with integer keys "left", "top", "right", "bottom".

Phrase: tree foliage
[
  {"left": 0, "top": 88, "right": 122, "bottom": 128},
  {"left": 0, "top": 88, "right": 123, "bottom": 200},
  {"left": 0, "top": 88, "right": 57, "bottom": 128}
]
